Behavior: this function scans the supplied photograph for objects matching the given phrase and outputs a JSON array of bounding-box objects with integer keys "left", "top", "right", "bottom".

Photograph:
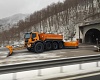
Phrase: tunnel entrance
[{"left": 85, "top": 29, "right": 100, "bottom": 44}]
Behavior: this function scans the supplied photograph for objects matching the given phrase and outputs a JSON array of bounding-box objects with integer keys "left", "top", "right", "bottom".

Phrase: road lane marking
[
  {"left": 60, "top": 52, "right": 66, "bottom": 53},
  {"left": 70, "top": 51, "right": 79, "bottom": 53},
  {"left": 59, "top": 72, "right": 100, "bottom": 80}
]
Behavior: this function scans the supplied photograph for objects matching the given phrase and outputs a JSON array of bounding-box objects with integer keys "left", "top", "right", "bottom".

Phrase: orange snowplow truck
[{"left": 6, "top": 32, "right": 79, "bottom": 57}]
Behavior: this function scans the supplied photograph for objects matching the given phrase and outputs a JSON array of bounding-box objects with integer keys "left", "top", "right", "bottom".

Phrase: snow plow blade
[
  {"left": 6, "top": 45, "right": 26, "bottom": 57},
  {"left": 6, "top": 46, "right": 13, "bottom": 57}
]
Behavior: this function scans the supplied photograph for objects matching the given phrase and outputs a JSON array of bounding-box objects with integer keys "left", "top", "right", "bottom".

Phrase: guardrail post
[
  {"left": 60, "top": 66, "right": 63, "bottom": 73},
  {"left": 38, "top": 69, "right": 42, "bottom": 76},
  {"left": 96, "top": 61, "right": 99, "bottom": 67},
  {"left": 13, "top": 73, "right": 17, "bottom": 80},
  {"left": 79, "top": 64, "right": 82, "bottom": 70}
]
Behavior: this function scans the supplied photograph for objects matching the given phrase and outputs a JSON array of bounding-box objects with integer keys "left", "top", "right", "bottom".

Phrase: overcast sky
[{"left": 0, "top": 0, "right": 64, "bottom": 19}]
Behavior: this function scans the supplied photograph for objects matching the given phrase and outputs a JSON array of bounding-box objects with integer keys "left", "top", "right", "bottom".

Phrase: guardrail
[{"left": 0, "top": 54, "right": 100, "bottom": 75}]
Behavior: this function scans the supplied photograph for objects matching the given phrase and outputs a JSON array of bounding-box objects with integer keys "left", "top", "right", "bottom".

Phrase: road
[
  {"left": 56, "top": 72, "right": 100, "bottom": 80},
  {"left": 73, "top": 74, "right": 100, "bottom": 80},
  {"left": 51, "top": 71, "right": 100, "bottom": 80},
  {"left": 0, "top": 44, "right": 99, "bottom": 65}
]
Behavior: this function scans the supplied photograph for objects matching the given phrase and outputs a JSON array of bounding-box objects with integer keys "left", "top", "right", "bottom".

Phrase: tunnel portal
[{"left": 85, "top": 29, "right": 100, "bottom": 44}]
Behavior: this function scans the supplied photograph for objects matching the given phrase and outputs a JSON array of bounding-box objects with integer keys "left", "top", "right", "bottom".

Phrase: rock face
[{"left": 0, "top": 13, "right": 29, "bottom": 31}]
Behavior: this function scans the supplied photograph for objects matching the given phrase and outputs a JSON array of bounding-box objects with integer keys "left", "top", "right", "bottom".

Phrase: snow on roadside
[{"left": 0, "top": 51, "right": 9, "bottom": 59}]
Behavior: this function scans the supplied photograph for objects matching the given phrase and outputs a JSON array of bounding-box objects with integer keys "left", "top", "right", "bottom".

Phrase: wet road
[
  {"left": 0, "top": 44, "right": 99, "bottom": 65},
  {"left": 73, "top": 74, "right": 100, "bottom": 80}
]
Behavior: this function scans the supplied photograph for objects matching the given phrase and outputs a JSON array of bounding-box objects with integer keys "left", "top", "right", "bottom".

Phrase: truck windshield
[
  {"left": 24, "top": 33, "right": 36, "bottom": 39},
  {"left": 32, "top": 33, "right": 36, "bottom": 38},
  {"left": 24, "top": 33, "right": 30, "bottom": 38}
]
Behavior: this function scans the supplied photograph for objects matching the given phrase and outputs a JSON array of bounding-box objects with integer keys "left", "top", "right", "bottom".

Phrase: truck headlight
[
  {"left": 94, "top": 46, "right": 97, "bottom": 48},
  {"left": 27, "top": 44, "right": 31, "bottom": 47}
]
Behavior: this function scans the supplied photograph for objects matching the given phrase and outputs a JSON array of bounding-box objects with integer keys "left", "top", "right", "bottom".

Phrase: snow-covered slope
[
  {"left": 0, "top": 13, "right": 29, "bottom": 25},
  {"left": 0, "top": 13, "right": 29, "bottom": 31}
]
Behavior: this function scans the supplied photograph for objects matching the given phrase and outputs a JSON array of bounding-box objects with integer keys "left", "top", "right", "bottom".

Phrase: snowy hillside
[
  {"left": 0, "top": 13, "right": 29, "bottom": 31},
  {"left": 0, "top": 0, "right": 100, "bottom": 46}
]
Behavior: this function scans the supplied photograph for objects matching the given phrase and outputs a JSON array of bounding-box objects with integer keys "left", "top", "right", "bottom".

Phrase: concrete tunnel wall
[{"left": 80, "top": 23, "right": 100, "bottom": 44}]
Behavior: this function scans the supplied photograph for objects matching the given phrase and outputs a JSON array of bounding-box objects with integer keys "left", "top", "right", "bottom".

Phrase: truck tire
[
  {"left": 53, "top": 42, "right": 58, "bottom": 50},
  {"left": 46, "top": 42, "right": 52, "bottom": 50},
  {"left": 34, "top": 42, "right": 44, "bottom": 53},
  {"left": 59, "top": 42, "right": 63, "bottom": 49}
]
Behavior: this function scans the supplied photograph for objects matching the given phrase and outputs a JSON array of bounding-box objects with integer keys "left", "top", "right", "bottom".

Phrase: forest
[{"left": 0, "top": 0, "right": 100, "bottom": 45}]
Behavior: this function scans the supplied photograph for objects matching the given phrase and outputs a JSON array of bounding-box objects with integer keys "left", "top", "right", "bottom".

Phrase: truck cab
[
  {"left": 24, "top": 32, "right": 39, "bottom": 46},
  {"left": 24, "top": 32, "right": 45, "bottom": 53}
]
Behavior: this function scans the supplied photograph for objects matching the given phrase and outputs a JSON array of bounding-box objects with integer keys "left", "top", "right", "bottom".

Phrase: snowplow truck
[
  {"left": 6, "top": 32, "right": 78, "bottom": 57},
  {"left": 25, "top": 32, "right": 64, "bottom": 52}
]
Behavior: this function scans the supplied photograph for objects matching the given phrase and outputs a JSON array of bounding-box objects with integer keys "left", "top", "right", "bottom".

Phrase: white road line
[
  {"left": 70, "top": 51, "right": 79, "bottom": 52},
  {"left": 60, "top": 52, "right": 66, "bottom": 53},
  {"left": 59, "top": 72, "right": 100, "bottom": 80}
]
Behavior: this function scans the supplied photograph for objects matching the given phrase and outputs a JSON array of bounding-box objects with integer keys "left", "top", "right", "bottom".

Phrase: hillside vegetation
[{"left": 0, "top": 0, "right": 100, "bottom": 45}]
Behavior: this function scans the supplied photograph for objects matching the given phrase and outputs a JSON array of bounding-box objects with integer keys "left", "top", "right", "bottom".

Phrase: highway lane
[
  {"left": 73, "top": 74, "right": 100, "bottom": 80},
  {"left": 52, "top": 72, "right": 100, "bottom": 80},
  {"left": 0, "top": 44, "right": 99, "bottom": 65}
]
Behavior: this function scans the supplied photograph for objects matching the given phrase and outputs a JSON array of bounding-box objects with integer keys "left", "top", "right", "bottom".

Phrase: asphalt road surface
[
  {"left": 0, "top": 44, "right": 99, "bottom": 65},
  {"left": 52, "top": 72, "right": 100, "bottom": 80},
  {"left": 73, "top": 74, "right": 100, "bottom": 80}
]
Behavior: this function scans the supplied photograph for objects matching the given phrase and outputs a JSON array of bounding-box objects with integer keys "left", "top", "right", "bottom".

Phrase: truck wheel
[
  {"left": 46, "top": 42, "right": 52, "bottom": 50},
  {"left": 53, "top": 42, "right": 58, "bottom": 50},
  {"left": 59, "top": 42, "right": 63, "bottom": 49},
  {"left": 34, "top": 42, "right": 44, "bottom": 53}
]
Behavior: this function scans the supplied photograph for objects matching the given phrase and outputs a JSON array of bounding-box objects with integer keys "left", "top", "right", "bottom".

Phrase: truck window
[
  {"left": 32, "top": 33, "right": 36, "bottom": 38},
  {"left": 24, "top": 33, "right": 30, "bottom": 38}
]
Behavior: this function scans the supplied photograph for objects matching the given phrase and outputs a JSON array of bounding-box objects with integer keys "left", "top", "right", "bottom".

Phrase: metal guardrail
[{"left": 0, "top": 54, "right": 100, "bottom": 74}]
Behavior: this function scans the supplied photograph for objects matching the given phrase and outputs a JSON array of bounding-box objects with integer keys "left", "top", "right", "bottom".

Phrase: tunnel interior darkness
[{"left": 85, "top": 29, "right": 100, "bottom": 44}]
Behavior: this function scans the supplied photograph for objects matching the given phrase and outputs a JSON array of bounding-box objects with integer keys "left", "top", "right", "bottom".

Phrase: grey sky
[{"left": 0, "top": 0, "right": 64, "bottom": 19}]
